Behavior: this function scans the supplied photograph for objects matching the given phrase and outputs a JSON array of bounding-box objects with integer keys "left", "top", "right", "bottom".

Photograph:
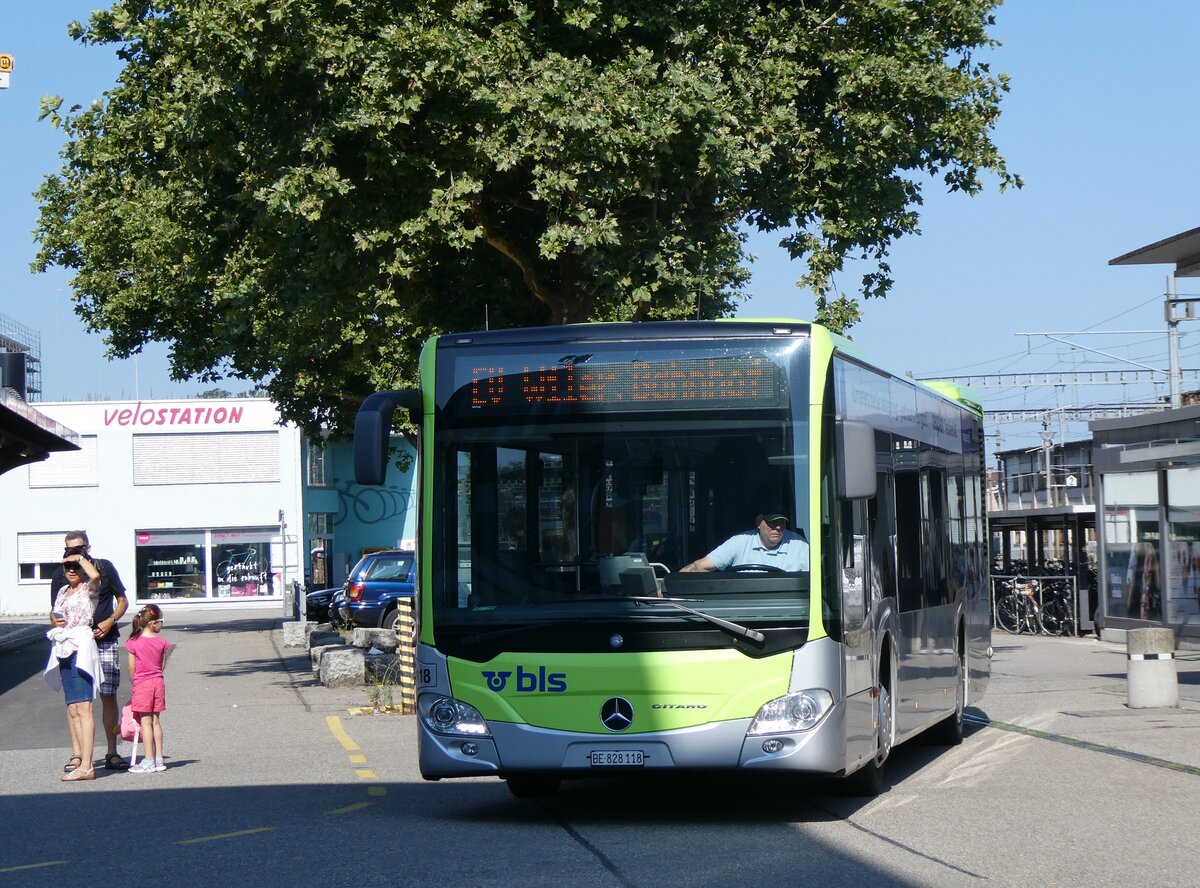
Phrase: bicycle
[
  {"left": 994, "top": 576, "right": 1043, "bottom": 634},
  {"left": 1038, "top": 578, "right": 1077, "bottom": 636}
]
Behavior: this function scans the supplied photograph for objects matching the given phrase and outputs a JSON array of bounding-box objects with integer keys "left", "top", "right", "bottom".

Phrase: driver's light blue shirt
[{"left": 706, "top": 530, "right": 809, "bottom": 571}]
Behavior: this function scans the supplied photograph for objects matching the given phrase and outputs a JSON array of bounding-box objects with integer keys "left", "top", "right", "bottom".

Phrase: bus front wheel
[{"left": 851, "top": 678, "right": 893, "bottom": 796}]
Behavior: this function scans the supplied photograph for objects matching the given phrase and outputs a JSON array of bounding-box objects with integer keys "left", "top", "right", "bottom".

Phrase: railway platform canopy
[{"left": 0, "top": 387, "right": 78, "bottom": 476}]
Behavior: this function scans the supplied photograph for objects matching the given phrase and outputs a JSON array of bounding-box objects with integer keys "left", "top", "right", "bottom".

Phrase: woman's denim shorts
[{"left": 58, "top": 653, "right": 94, "bottom": 705}]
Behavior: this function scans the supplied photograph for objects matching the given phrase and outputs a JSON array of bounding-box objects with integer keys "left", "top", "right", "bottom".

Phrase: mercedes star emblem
[{"left": 600, "top": 697, "right": 634, "bottom": 732}]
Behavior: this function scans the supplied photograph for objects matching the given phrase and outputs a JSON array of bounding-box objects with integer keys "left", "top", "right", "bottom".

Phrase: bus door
[{"left": 839, "top": 496, "right": 875, "bottom": 765}]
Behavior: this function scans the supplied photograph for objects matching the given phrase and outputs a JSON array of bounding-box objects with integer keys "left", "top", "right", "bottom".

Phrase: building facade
[{"left": 0, "top": 397, "right": 417, "bottom": 615}]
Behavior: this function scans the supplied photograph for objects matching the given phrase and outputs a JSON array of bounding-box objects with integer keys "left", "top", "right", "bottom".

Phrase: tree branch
[{"left": 470, "top": 199, "right": 561, "bottom": 319}]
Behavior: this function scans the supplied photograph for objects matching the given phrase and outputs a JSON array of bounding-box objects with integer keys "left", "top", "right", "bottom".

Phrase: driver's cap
[{"left": 756, "top": 512, "right": 789, "bottom": 526}]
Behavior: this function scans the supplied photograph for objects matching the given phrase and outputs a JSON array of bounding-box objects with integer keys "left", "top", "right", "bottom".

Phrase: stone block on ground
[
  {"left": 319, "top": 645, "right": 365, "bottom": 688},
  {"left": 352, "top": 627, "right": 397, "bottom": 651},
  {"left": 282, "top": 620, "right": 315, "bottom": 648},
  {"left": 307, "top": 630, "right": 342, "bottom": 651},
  {"left": 311, "top": 642, "right": 347, "bottom": 675},
  {"left": 365, "top": 651, "right": 399, "bottom": 681}
]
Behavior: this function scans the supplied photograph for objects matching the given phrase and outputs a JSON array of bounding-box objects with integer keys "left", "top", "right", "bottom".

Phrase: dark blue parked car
[
  {"left": 338, "top": 549, "right": 416, "bottom": 632},
  {"left": 305, "top": 586, "right": 342, "bottom": 623}
]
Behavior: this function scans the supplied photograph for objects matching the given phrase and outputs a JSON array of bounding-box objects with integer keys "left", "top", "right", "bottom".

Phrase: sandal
[
  {"left": 61, "top": 767, "right": 95, "bottom": 782},
  {"left": 104, "top": 753, "right": 129, "bottom": 771},
  {"left": 64, "top": 755, "right": 83, "bottom": 773}
]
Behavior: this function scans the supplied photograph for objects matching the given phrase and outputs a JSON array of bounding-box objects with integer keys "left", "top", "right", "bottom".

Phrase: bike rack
[{"left": 990, "top": 574, "right": 1078, "bottom": 635}]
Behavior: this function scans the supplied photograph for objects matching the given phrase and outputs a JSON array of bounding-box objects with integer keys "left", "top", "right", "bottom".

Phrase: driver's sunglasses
[{"left": 764, "top": 520, "right": 788, "bottom": 530}]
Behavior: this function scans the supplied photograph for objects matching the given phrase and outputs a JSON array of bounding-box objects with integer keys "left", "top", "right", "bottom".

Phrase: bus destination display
[{"left": 462, "top": 354, "right": 787, "bottom": 413}]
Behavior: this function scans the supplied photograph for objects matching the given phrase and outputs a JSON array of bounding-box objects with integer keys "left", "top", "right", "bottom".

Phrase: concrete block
[
  {"left": 352, "top": 627, "right": 397, "bottom": 651},
  {"left": 365, "top": 651, "right": 399, "bottom": 681},
  {"left": 1127, "top": 627, "right": 1177, "bottom": 708},
  {"left": 319, "top": 645, "right": 365, "bottom": 688},
  {"left": 282, "top": 620, "right": 315, "bottom": 648},
  {"left": 311, "top": 642, "right": 346, "bottom": 675},
  {"left": 307, "top": 630, "right": 342, "bottom": 651}
]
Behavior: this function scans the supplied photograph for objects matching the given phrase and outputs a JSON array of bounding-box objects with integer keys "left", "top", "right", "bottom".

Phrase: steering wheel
[{"left": 726, "top": 563, "right": 786, "bottom": 574}]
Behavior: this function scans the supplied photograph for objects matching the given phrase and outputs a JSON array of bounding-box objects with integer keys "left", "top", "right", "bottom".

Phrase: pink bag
[{"left": 119, "top": 703, "right": 140, "bottom": 742}]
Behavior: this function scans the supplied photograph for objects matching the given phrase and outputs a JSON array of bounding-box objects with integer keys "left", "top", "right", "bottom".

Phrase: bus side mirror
[
  {"left": 836, "top": 420, "right": 877, "bottom": 500},
  {"left": 354, "top": 390, "right": 421, "bottom": 486}
]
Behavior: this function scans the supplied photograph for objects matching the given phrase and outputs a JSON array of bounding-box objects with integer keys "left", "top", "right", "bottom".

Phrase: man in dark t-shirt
[{"left": 49, "top": 530, "right": 130, "bottom": 771}]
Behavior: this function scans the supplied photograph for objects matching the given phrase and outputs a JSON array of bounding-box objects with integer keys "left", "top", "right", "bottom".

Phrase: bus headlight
[
  {"left": 418, "top": 694, "right": 491, "bottom": 737},
  {"left": 747, "top": 689, "right": 834, "bottom": 734}
]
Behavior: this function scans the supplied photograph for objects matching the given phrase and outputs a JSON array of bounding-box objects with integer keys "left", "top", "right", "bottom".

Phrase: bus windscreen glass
[{"left": 430, "top": 336, "right": 811, "bottom": 658}]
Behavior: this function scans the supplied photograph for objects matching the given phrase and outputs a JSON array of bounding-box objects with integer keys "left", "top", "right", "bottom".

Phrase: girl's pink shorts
[{"left": 131, "top": 676, "right": 166, "bottom": 715}]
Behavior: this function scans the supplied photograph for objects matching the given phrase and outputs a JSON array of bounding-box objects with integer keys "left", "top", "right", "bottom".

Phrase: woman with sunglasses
[{"left": 45, "top": 548, "right": 103, "bottom": 781}]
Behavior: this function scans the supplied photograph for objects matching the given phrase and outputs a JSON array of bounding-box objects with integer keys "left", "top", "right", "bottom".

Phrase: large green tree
[{"left": 33, "top": 0, "right": 1018, "bottom": 434}]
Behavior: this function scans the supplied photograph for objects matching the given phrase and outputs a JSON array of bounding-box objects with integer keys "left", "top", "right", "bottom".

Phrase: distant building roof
[{"left": 1110, "top": 226, "right": 1200, "bottom": 276}]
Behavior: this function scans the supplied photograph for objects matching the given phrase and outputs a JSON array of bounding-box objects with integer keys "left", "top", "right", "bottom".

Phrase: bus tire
[
  {"left": 851, "top": 655, "right": 894, "bottom": 797},
  {"left": 928, "top": 627, "right": 966, "bottom": 746},
  {"left": 505, "top": 774, "right": 561, "bottom": 799}
]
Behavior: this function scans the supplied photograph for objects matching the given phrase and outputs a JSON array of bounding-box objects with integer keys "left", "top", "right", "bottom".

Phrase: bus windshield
[{"left": 428, "top": 334, "right": 811, "bottom": 656}]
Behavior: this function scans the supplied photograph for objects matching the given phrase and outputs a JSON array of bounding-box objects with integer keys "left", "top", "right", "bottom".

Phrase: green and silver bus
[{"left": 355, "top": 320, "right": 990, "bottom": 797}]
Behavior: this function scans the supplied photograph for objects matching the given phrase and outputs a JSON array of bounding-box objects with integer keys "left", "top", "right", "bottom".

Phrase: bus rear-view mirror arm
[
  {"left": 836, "top": 419, "right": 877, "bottom": 500},
  {"left": 354, "top": 390, "right": 421, "bottom": 486}
]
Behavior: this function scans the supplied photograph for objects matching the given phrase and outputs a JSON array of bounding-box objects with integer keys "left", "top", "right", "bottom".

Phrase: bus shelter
[
  {"left": 1090, "top": 404, "right": 1200, "bottom": 646},
  {"left": 989, "top": 440, "right": 1097, "bottom": 633}
]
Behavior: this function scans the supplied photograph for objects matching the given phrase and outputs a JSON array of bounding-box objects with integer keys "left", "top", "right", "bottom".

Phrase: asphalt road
[{"left": 2, "top": 615, "right": 1197, "bottom": 887}]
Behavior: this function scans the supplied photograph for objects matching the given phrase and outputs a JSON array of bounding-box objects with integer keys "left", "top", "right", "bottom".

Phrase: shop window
[
  {"left": 136, "top": 531, "right": 208, "bottom": 600},
  {"left": 135, "top": 528, "right": 278, "bottom": 601},
  {"left": 211, "top": 531, "right": 275, "bottom": 598}
]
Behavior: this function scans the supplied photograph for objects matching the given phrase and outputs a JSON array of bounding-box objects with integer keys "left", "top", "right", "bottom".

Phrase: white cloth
[{"left": 43, "top": 626, "right": 101, "bottom": 699}]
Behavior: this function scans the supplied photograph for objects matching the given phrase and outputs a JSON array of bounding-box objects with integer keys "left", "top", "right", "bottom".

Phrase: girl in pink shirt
[{"left": 125, "top": 604, "right": 171, "bottom": 773}]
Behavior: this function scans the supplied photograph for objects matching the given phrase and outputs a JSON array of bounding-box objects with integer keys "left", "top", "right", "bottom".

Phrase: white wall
[{"left": 0, "top": 398, "right": 304, "bottom": 615}]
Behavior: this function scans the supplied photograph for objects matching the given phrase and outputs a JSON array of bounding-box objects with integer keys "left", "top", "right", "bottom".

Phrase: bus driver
[{"left": 680, "top": 511, "right": 809, "bottom": 573}]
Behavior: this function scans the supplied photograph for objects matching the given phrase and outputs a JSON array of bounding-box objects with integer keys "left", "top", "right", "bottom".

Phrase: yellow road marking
[
  {"left": 329, "top": 801, "right": 375, "bottom": 815},
  {"left": 348, "top": 754, "right": 366, "bottom": 764},
  {"left": 355, "top": 769, "right": 377, "bottom": 779},
  {"left": 176, "top": 828, "right": 273, "bottom": 845},
  {"left": 368, "top": 786, "right": 387, "bottom": 797},
  {"left": 326, "top": 715, "right": 360, "bottom": 751},
  {"left": 0, "top": 861, "right": 66, "bottom": 874}
]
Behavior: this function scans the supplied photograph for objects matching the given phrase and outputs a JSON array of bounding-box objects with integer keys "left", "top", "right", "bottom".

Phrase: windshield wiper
[{"left": 625, "top": 597, "right": 766, "bottom": 644}]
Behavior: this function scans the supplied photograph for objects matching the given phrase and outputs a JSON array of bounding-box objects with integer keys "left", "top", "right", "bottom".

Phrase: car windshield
[{"left": 426, "top": 333, "right": 812, "bottom": 654}]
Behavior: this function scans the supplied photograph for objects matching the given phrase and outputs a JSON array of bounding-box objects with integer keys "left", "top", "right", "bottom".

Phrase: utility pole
[{"left": 1040, "top": 426, "right": 1055, "bottom": 508}]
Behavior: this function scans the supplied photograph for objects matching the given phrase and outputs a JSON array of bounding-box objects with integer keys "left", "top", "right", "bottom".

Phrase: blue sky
[{"left": 3, "top": 3, "right": 1200, "bottom": 454}]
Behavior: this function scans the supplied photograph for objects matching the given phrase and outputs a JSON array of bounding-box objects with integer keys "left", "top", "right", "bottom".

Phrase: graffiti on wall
[{"left": 334, "top": 479, "right": 414, "bottom": 527}]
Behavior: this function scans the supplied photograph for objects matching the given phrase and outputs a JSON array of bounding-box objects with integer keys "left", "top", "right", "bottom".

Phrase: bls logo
[{"left": 481, "top": 665, "right": 567, "bottom": 693}]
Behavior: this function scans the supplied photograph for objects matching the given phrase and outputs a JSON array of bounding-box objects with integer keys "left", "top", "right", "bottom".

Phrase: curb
[{"left": 0, "top": 624, "right": 46, "bottom": 653}]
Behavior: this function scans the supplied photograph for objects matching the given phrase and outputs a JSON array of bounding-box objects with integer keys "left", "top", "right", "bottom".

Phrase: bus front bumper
[{"left": 416, "top": 704, "right": 848, "bottom": 780}]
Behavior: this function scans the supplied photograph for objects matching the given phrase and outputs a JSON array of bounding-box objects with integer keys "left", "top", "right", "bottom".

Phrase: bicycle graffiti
[
  {"left": 215, "top": 547, "right": 269, "bottom": 596},
  {"left": 335, "top": 479, "right": 414, "bottom": 526}
]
